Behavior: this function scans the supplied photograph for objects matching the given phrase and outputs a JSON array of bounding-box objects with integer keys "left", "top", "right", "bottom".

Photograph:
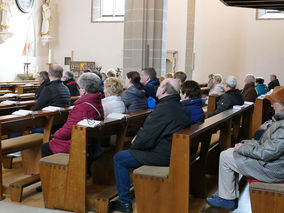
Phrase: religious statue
[
  {"left": 41, "top": 0, "right": 51, "bottom": 36},
  {"left": 0, "top": 0, "right": 13, "bottom": 31}
]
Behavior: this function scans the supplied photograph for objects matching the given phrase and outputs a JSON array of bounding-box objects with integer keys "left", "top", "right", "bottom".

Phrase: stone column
[
  {"left": 185, "top": 0, "right": 195, "bottom": 80},
  {"left": 123, "top": 0, "right": 167, "bottom": 77}
]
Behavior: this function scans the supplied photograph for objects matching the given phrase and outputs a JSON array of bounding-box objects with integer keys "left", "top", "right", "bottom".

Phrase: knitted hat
[{"left": 266, "top": 86, "right": 284, "bottom": 106}]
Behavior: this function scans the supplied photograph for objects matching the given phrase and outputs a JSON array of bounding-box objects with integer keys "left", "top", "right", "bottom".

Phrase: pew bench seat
[
  {"left": 2, "top": 133, "right": 43, "bottom": 155},
  {"left": 40, "top": 153, "right": 69, "bottom": 166},
  {"left": 250, "top": 181, "right": 284, "bottom": 213},
  {"left": 134, "top": 166, "right": 169, "bottom": 179}
]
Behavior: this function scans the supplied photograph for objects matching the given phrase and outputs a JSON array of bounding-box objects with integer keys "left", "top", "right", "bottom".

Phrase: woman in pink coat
[{"left": 41, "top": 72, "right": 104, "bottom": 157}]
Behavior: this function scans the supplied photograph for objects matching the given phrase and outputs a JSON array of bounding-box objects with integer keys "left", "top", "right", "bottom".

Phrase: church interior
[{"left": 0, "top": 0, "right": 283, "bottom": 212}]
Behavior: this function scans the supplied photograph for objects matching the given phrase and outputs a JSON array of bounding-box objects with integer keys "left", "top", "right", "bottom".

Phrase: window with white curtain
[{"left": 92, "top": 0, "right": 125, "bottom": 22}]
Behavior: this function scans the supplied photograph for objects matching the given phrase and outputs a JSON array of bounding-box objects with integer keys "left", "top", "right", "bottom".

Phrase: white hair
[
  {"left": 214, "top": 74, "right": 223, "bottom": 83},
  {"left": 78, "top": 73, "right": 102, "bottom": 93},
  {"left": 225, "top": 76, "right": 237, "bottom": 89},
  {"left": 246, "top": 74, "right": 255, "bottom": 84},
  {"left": 63, "top": 71, "right": 75, "bottom": 80}
]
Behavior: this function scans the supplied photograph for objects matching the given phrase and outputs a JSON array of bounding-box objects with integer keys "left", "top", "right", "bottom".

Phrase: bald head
[
  {"left": 156, "top": 78, "right": 180, "bottom": 99},
  {"left": 49, "top": 64, "right": 63, "bottom": 80}
]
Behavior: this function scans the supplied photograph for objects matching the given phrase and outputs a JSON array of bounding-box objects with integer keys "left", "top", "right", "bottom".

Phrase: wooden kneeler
[{"left": 133, "top": 134, "right": 190, "bottom": 213}]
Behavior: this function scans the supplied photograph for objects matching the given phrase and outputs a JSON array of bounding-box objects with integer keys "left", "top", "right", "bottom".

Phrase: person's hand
[
  {"left": 234, "top": 143, "right": 243, "bottom": 151},
  {"left": 260, "top": 124, "right": 268, "bottom": 130}
]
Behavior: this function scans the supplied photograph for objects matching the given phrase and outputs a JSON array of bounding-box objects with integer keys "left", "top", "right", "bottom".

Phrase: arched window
[{"left": 92, "top": 0, "right": 125, "bottom": 22}]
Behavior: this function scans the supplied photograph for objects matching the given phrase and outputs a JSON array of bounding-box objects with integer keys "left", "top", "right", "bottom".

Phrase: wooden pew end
[{"left": 249, "top": 182, "right": 284, "bottom": 213}]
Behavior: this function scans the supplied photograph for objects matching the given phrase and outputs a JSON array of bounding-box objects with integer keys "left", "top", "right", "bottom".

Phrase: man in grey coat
[{"left": 206, "top": 86, "right": 284, "bottom": 210}]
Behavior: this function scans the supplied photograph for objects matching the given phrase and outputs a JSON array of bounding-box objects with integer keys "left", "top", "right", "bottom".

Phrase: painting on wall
[{"left": 70, "top": 61, "right": 96, "bottom": 77}]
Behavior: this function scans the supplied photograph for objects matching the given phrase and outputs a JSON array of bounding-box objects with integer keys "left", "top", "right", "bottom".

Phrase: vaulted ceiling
[{"left": 220, "top": 0, "right": 284, "bottom": 10}]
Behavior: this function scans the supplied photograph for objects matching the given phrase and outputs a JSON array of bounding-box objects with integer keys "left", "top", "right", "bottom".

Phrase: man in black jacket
[
  {"left": 35, "top": 71, "right": 49, "bottom": 99},
  {"left": 110, "top": 78, "right": 191, "bottom": 213},
  {"left": 33, "top": 64, "right": 71, "bottom": 111},
  {"left": 208, "top": 76, "right": 244, "bottom": 117},
  {"left": 62, "top": 71, "right": 80, "bottom": 96},
  {"left": 268, "top": 74, "right": 280, "bottom": 91}
]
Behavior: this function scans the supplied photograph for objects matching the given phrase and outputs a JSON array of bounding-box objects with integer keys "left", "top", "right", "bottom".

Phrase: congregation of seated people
[{"left": 3, "top": 64, "right": 283, "bottom": 213}]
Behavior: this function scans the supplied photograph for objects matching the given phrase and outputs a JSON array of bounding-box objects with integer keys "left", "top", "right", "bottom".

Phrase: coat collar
[
  {"left": 273, "top": 111, "right": 284, "bottom": 121},
  {"left": 74, "top": 93, "right": 102, "bottom": 105},
  {"left": 157, "top": 94, "right": 181, "bottom": 105}
]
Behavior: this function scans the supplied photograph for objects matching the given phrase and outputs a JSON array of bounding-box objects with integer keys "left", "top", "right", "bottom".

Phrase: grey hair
[
  {"left": 214, "top": 74, "right": 223, "bottom": 83},
  {"left": 246, "top": 74, "right": 255, "bottom": 84},
  {"left": 165, "top": 82, "right": 179, "bottom": 95},
  {"left": 63, "top": 71, "right": 75, "bottom": 80},
  {"left": 39, "top": 71, "right": 49, "bottom": 81},
  {"left": 225, "top": 76, "right": 237, "bottom": 89},
  {"left": 271, "top": 74, "right": 277, "bottom": 79},
  {"left": 78, "top": 73, "right": 102, "bottom": 94},
  {"left": 49, "top": 64, "right": 63, "bottom": 79}
]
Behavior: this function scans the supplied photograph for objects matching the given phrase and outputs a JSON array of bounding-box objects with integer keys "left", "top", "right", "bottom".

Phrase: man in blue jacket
[{"left": 140, "top": 67, "right": 160, "bottom": 98}]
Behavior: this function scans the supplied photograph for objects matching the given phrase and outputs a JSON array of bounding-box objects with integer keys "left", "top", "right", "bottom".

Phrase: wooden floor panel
[{"left": 2, "top": 159, "right": 251, "bottom": 213}]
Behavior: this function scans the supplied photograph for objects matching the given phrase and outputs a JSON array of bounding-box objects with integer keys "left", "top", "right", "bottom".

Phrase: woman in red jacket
[{"left": 41, "top": 72, "right": 104, "bottom": 157}]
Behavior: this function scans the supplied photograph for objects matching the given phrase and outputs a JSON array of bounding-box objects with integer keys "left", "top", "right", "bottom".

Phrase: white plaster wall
[
  {"left": 166, "top": 0, "right": 188, "bottom": 72},
  {"left": 52, "top": 0, "right": 124, "bottom": 73},
  {"left": 193, "top": 0, "right": 284, "bottom": 88}
]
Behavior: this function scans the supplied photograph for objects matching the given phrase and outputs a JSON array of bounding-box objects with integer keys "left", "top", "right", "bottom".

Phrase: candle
[
  {"left": 48, "top": 49, "right": 51, "bottom": 64},
  {"left": 26, "top": 47, "right": 29, "bottom": 63}
]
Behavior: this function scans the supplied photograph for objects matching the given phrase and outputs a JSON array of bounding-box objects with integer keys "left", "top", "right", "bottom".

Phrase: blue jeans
[{"left": 114, "top": 150, "right": 141, "bottom": 204}]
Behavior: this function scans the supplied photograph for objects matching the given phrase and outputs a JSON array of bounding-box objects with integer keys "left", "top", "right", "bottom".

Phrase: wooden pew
[
  {"left": 252, "top": 97, "right": 271, "bottom": 137},
  {"left": 249, "top": 181, "right": 284, "bottom": 213},
  {"left": 0, "top": 82, "right": 38, "bottom": 93},
  {"left": 39, "top": 109, "right": 152, "bottom": 213},
  {"left": 0, "top": 96, "right": 80, "bottom": 116},
  {"left": 133, "top": 104, "right": 254, "bottom": 213},
  {"left": 205, "top": 95, "right": 221, "bottom": 118},
  {"left": 201, "top": 87, "right": 210, "bottom": 96},
  {"left": 0, "top": 108, "right": 71, "bottom": 200},
  {"left": 0, "top": 90, "right": 13, "bottom": 95},
  {"left": 15, "top": 85, "right": 39, "bottom": 94},
  {"left": 0, "top": 93, "right": 35, "bottom": 101}
]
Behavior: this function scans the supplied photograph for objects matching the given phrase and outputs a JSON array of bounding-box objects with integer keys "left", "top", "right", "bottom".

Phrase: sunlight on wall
[{"left": 0, "top": 5, "right": 37, "bottom": 81}]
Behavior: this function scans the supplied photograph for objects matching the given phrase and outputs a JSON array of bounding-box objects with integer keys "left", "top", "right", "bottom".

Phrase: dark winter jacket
[
  {"left": 255, "top": 84, "right": 267, "bottom": 96},
  {"left": 144, "top": 78, "right": 160, "bottom": 98},
  {"left": 33, "top": 80, "right": 71, "bottom": 111},
  {"left": 268, "top": 79, "right": 280, "bottom": 91},
  {"left": 63, "top": 78, "right": 80, "bottom": 96},
  {"left": 49, "top": 93, "right": 104, "bottom": 153},
  {"left": 130, "top": 94, "right": 191, "bottom": 166},
  {"left": 35, "top": 79, "right": 50, "bottom": 99},
  {"left": 181, "top": 97, "right": 204, "bottom": 124},
  {"left": 242, "top": 82, "right": 257, "bottom": 102},
  {"left": 121, "top": 86, "right": 147, "bottom": 113},
  {"left": 208, "top": 89, "right": 244, "bottom": 117}
]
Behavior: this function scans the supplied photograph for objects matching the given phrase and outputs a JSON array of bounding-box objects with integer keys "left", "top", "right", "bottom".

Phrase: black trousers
[{"left": 41, "top": 142, "right": 54, "bottom": 157}]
